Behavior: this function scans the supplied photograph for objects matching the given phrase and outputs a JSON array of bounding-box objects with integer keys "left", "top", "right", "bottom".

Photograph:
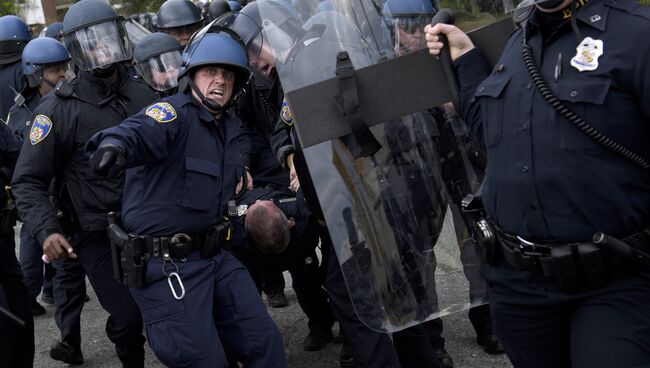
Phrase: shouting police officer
[
  {"left": 12, "top": 0, "right": 157, "bottom": 365},
  {"left": 426, "top": 0, "right": 650, "bottom": 367},
  {"left": 86, "top": 29, "right": 286, "bottom": 367}
]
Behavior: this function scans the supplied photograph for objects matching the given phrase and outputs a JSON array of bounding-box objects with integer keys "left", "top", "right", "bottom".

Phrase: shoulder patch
[
  {"left": 145, "top": 102, "right": 177, "bottom": 123},
  {"left": 30, "top": 115, "right": 53, "bottom": 145},
  {"left": 280, "top": 99, "right": 293, "bottom": 126}
]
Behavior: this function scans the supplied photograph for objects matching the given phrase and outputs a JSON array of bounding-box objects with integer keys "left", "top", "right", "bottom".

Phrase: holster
[
  {"left": 107, "top": 213, "right": 148, "bottom": 288},
  {"left": 200, "top": 220, "right": 231, "bottom": 259}
]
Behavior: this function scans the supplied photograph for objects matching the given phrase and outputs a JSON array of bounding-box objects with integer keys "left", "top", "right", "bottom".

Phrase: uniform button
[
  {"left": 521, "top": 123, "right": 527, "bottom": 131},
  {"left": 522, "top": 165, "right": 529, "bottom": 173},
  {"left": 496, "top": 64, "right": 505, "bottom": 72},
  {"left": 477, "top": 86, "right": 484, "bottom": 92},
  {"left": 570, "top": 90, "right": 578, "bottom": 97},
  {"left": 526, "top": 83, "right": 532, "bottom": 90}
]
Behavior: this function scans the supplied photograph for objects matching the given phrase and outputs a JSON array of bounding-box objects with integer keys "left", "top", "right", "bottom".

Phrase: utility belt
[
  {"left": 462, "top": 194, "right": 650, "bottom": 292},
  {"left": 107, "top": 212, "right": 231, "bottom": 290}
]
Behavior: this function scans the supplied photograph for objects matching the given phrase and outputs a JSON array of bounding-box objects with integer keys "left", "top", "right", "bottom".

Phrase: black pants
[
  {"left": 483, "top": 261, "right": 650, "bottom": 368},
  {"left": 52, "top": 255, "right": 86, "bottom": 349},
  {"left": 0, "top": 232, "right": 34, "bottom": 368},
  {"left": 70, "top": 230, "right": 146, "bottom": 367}
]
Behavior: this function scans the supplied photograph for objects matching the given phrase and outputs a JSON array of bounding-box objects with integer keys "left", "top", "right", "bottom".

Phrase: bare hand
[
  {"left": 245, "top": 170, "right": 253, "bottom": 190},
  {"left": 425, "top": 23, "right": 475, "bottom": 61},
  {"left": 42, "top": 233, "right": 77, "bottom": 261}
]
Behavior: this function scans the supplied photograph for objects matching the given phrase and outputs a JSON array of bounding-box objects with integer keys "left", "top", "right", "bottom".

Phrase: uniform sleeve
[
  {"left": 0, "top": 120, "right": 22, "bottom": 168},
  {"left": 453, "top": 48, "right": 494, "bottom": 149},
  {"left": 270, "top": 116, "right": 295, "bottom": 170},
  {"left": 86, "top": 104, "right": 182, "bottom": 168},
  {"left": 236, "top": 118, "right": 253, "bottom": 169},
  {"left": 11, "top": 112, "right": 68, "bottom": 245}
]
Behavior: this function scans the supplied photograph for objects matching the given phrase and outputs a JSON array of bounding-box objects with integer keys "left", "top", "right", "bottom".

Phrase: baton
[
  {"left": 0, "top": 303, "right": 26, "bottom": 327},
  {"left": 431, "top": 8, "right": 460, "bottom": 109}
]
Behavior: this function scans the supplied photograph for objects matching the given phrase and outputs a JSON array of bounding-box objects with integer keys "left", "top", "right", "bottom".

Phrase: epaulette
[
  {"left": 54, "top": 80, "right": 74, "bottom": 98},
  {"left": 606, "top": 0, "right": 650, "bottom": 21}
]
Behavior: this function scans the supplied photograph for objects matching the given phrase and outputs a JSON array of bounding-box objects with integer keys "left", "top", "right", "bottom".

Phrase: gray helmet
[
  {"left": 61, "top": 0, "right": 132, "bottom": 71},
  {"left": 157, "top": 0, "right": 202, "bottom": 29}
]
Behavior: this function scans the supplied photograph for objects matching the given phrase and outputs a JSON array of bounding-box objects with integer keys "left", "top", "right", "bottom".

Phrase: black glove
[{"left": 89, "top": 145, "right": 125, "bottom": 176}]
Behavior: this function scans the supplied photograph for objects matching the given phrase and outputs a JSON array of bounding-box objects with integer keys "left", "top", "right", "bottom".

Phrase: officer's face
[
  {"left": 40, "top": 62, "right": 69, "bottom": 94},
  {"left": 192, "top": 65, "right": 235, "bottom": 109},
  {"left": 164, "top": 24, "right": 201, "bottom": 47},
  {"left": 249, "top": 41, "right": 276, "bottom": 77}
]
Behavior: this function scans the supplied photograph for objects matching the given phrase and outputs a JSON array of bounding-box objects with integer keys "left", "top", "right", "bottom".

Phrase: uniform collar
[{"left": 574, "top": 0, "right": 609, "bottom": 31}]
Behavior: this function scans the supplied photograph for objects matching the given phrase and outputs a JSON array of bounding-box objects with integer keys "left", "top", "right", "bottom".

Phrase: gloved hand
[{"left": 89, "top": 145, "right": 125, "bottom": 176}]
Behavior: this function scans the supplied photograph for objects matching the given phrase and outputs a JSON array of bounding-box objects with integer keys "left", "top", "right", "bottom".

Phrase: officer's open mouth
[{"left": 209, "top": 89, "right": 224, "bottom": 98}]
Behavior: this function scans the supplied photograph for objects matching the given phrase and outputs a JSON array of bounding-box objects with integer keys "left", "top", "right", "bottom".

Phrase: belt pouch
[
  {"left": 551, "top": 245, "right": 579, "bottom": 292},
  {"left": 577, "top": 243, "right": 609, "bottom": 288}
]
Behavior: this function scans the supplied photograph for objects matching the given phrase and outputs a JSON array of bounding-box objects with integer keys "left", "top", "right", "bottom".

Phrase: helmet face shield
[
  {"left": 390, "top": 15, "right": 432, "bottom": 55},
  {"left": 64, "top": 20, "right": 132, "bottom": 71},
  {"left": 135, "top": 50, "right": 182, "bottom": 91}
]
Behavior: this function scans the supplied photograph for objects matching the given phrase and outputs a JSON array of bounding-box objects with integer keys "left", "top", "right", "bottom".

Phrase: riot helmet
[
  {"left": 0, "top": 15, "right": 31, "bottom": 65},
  {"left": 133, "top": 32, "right": 183, "bottom": 92},
  {"left": 315, "top": 0, "right": 335, "bottom": 14},
  {"left": 207, "top": 0, "right": 232, "bottom": 21},
  {"left": 61, "top": 0, "right": 133, "bottom": 71},
  {"left": 22, "top": 37, "right": 73, "bottom": 89},
  {"left": 228, "top": 1, "right": 242, "bottom": 11},
  {"left": 42, "top": 22, "right": 64, "bottom": 40},
  {"left": 179, "top": 29, "right": 250, "bottom": 112},
  {"left": 157, "top": 0, "right": 203, "bottom": 47},
  {"left": 382, "top": 0, "right": 436, "bottom": 55}
]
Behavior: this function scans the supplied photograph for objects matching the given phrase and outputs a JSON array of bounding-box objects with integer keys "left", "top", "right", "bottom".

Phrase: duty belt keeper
[{"left": 551, "top": 245, "right": 580, "bottom": 292}]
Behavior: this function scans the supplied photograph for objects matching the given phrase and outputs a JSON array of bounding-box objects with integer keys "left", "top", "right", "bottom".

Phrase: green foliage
[
  {"left": 0, "top": 1, "right": 17, "bottom": 17},
  {"left": 122, "top": 0, "right": 166, "bottom": 16},
  {"left": 640, "top": 0, "right": 650, "bottom": 6}
]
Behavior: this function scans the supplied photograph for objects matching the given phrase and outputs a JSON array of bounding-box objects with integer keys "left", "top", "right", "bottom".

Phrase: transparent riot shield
[{"left": 256, "top": 0, "right": 512, "bottom": 332}]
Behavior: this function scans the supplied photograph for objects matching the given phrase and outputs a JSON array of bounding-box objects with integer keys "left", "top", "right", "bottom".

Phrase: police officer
[
  {"left": 11, "top": 1, "right": 157, "bottom": 365},
  {"left": 9, "top": 36, "right": 72, "bottom": 317},
  {"left": 207, "top": 0, "right": 232, "bottom": 22},
  {"left": 222, "top": 2, "right": 337, "bottom": 350},
  {"left": 0, "top": 15, "right": 30, "bottom": 121},
  {"left": 156, "top": 0, "right": 204, "bottom": 47},
  {"left": 86, "top": 29, "right": 286, "bottom": 368},
  {"left": 426, "top": 0, "right": 650, "bottom": 367},
  {"left": 132, "top": 32, "right": 183, "bottom": 95},
  {"left": 0, "top": 122, "right": 33, "bottom": 368},
  {"left": 382, "top": 0, "right": 503, "bottom": 363}
]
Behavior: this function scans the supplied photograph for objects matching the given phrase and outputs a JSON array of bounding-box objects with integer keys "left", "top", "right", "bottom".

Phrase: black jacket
[{"left": 12, "top": 65, "right": 157, "bottom": 244}]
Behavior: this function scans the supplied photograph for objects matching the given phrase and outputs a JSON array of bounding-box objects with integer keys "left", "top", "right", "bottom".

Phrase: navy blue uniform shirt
[
  {"left": 87, "top": 92, "right": 244, "bottom": 236},
  {"left": 0, "top": 61, "right": 24, "bottom": 122},
  {"left": 456, "top": 0, "right": 650, "bottom": 242}
]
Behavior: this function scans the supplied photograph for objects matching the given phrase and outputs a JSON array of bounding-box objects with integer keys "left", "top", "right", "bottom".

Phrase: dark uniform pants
[
  {"left": 19, "top": 225, "right": 54, "bottom": 299},
  {"left": 129, "top": 250, "right": 286, "bottom": 368},
  {"left": 73, "top": 231, "right": 145, "bottom": 367},
  {"left": 0, "top": 232, "right": 34, "bottom": 368},
  {"left": 51, "top": 254, "right": 86, "bottom": 349},
  {"left": 483, "top": 261, "right": 650, "bottom": 368}
]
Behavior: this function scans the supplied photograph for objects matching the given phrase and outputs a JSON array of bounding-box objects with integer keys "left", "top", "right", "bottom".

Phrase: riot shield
[{"left": 256, "top": 0, "right": 512, "bottom": 332}]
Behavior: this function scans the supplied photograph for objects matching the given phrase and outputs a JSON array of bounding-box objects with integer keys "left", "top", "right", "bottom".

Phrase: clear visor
[
  {"left": 390, "top": 15, "right": 432, "bottom": 56},
  {"left": 260, "top": 20, "right": 295, "bottom": 65},
  {"left": 30, "top": 61, "right": 76, "bottom": 88},
  {"left": 64, "top": 20, "right": 132, "bottom": 71},
  {"left": 134, "top": 50, "right": 182, "bottom": 92}
]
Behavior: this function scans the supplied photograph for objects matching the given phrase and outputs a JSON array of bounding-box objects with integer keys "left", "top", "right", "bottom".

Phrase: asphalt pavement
[{"left": 31, "top": 272, "right": 513, "bottom": 368}]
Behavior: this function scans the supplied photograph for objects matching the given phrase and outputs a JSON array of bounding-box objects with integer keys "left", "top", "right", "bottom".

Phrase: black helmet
[
  {"left": 61, "top": 0, "right": 132, "bottom": 71},
  {"left": 133, "top": 32, "right": 183, "bottom": 92},
  {"left": 157, "top": 0, "right": 202, "bottom": 29},
  {"left": 0, "top": 15, "right": 31, "bottom": 65},
  {"left": 207, "top": 0, "right": 232, "bottom": 21},
  {"left": 43, "top": 22, "right": 64, "bottom": 40}
]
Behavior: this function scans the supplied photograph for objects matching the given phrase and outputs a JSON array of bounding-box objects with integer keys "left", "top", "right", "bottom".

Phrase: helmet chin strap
[{"left": 187, "top": 78, "right": 225, "bottom": 114}]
